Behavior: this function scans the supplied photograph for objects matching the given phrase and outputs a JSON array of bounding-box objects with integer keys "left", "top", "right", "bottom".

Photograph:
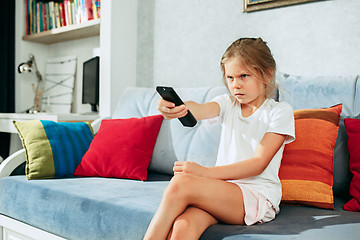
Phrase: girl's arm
[
  {"left": 174, "top": 132, "right": 287, "bottom": 180},
  {"left": 157, "top": 99, "right": 220, "bottom": 121}
]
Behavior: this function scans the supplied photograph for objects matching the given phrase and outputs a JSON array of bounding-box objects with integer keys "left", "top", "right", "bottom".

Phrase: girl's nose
[{"left": 233, "top": 78, "right": 242, "bottom": 88}]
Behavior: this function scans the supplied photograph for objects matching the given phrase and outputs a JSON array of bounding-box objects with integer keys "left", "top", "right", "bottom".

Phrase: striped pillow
[
  {"left": 13, "top": 120, "right": 94, "bottom": 179},
  {"left": 279, "top": 104, "right": 342, "bottom": 209}
]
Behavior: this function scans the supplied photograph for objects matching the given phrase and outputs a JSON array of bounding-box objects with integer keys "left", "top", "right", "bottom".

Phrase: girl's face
[{"left": 224, "top": 58, "right": 266, "bottom": 108}]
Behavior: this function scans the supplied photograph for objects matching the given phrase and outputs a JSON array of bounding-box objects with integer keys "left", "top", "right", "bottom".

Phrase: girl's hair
[{"left": 220, "top": 37, "right": 277, "bottom": 98}]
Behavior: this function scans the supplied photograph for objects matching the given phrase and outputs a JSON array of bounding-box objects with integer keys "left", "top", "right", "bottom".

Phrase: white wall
[
  {"left": 137, "top": 0, "right": 360, "bottom": 88},
  {"left": 99, "top": 0, "right": 138, "bottom": 117},
  {"left": 15, "top": 0, "right": 100, "bottom": 114}
]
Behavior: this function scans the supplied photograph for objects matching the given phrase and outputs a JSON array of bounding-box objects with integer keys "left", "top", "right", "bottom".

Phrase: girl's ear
[
  {"left": 263, "top": 68, "right": 274, "bottom": 86},
  {"left": 267, "top": 68, "right": 274, "bottom": 79}
]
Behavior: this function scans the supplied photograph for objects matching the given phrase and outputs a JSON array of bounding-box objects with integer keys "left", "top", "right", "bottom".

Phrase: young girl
[{"left": 144, "top": 37, "right": 295, "bottom": 240}]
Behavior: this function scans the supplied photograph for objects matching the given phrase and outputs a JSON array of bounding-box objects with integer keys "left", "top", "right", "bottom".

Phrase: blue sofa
[{"left": 0, "top": 73, "right": 359, "bottom": 240}]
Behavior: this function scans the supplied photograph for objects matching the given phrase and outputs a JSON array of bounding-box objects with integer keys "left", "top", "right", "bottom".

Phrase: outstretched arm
[{"left": 157, "top": 98, "right": 220, "bottom": 121}]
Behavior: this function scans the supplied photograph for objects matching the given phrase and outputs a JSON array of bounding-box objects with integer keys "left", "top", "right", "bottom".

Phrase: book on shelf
[
  {"left": 55, "top": 2, "right": 61, "bottom": 29},
  {"left": 42, "top": 3, "right": 47, "bottom": 31},
  {"left": 59, "top": 2, "right": 65, "bottom": 27},
  {"left": 25, "top": 0, "right": 101, "bottom": 36}
]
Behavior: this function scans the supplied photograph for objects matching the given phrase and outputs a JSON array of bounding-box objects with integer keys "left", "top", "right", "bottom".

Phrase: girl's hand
[
  {"left": 157, "top": 98, "right": 188, "bottom": 120},
  {"left": 173, "top": 161, "right": 208, "bottom": 178}
]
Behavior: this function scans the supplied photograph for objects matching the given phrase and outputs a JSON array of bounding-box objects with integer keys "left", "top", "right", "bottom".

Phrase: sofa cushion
[
  {"left": 13, "top": 120, "right": 94, "bottom": 179},
  {"left": 279, "top": 104, "right": 342, "bottom": 209},
  {"left": 0, "top": 175, "right": 359, "bottom": 240},
  {"left": 74, "top": 115, "right": 163, "bottom": 181},
  {"left": 0, "top": 175, "right": 168, "bottom": 240},
  {"left": 343, "top": 118, "right": 360, "bottom": 211},
  {"left": 201, "top": 195, "right": 360, "bottom": 240}
]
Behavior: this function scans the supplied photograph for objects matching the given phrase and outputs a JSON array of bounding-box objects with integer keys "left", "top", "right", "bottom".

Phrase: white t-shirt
[{"left": 211, "top": 94, "right": 295, "bottom": 213}]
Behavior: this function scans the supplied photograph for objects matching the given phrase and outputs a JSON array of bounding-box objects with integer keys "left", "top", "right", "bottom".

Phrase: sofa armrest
[
  {"left": 0, "top": 149, "right": 26, "bottom": 178},
  {"left": 91, "top": 117, "right": 110, "bottom": 134}
]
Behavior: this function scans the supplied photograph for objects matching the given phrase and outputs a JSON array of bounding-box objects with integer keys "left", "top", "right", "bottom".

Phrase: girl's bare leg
[
  {"left": 143, "top": 174, "right": 245, "bottom": 240},
  {"left": 167, "top": 206, "right": 218, "bottom": 240}
]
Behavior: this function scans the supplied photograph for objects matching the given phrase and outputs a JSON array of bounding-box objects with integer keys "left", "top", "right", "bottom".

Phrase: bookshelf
[
  {"left": 22, "top": 18, "right": 100, "bottom": 44},
  {"left": 23, "top": 0, "right": 100, "bottom": 44}
]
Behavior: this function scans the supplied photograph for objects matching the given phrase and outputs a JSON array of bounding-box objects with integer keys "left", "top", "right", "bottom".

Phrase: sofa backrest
[
  {"left": 278, "top": 74, "right": 360, "bottom": 117},
  {"left": 112, "top": 87, "right": 228, "bottom": 175}
]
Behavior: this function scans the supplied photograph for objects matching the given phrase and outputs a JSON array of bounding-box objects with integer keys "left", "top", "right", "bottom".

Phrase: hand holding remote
[
  {"left": 157, "top": 98, "right": 188, "bottom": 120},
  {"left": 156, "top": 86, "right": 197, "bottom": 127}
]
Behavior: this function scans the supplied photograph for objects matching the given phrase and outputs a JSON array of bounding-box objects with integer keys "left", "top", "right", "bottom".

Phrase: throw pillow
[
  {"left": 74, "top": 115, "right": 163, "bottom": 181},
  {"left": 13, "top": 120, "right": 94, "bottom": 180},
  {"left": 343, "top": 118, "right": 360, "bottom": 212},
  {"left": 279, "top": 104, "right": 342, "bottom": 209}
]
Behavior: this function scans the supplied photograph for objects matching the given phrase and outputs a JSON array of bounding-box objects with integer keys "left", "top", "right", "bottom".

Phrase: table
[
  {"left": 0, "top": 113, "right": 99, "bottom": 160},
  {"left": 0, "top": 113, "right": 99, "bottom": 134}
]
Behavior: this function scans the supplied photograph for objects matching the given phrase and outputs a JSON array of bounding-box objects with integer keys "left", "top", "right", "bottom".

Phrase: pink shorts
[{"left": 231, "top": 182, "right": 276, "bottom": 225}]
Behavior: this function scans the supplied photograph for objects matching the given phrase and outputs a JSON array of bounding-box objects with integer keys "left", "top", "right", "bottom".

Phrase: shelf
[{"left": 22, "top": 19, "right": 100, "bottom": 44}]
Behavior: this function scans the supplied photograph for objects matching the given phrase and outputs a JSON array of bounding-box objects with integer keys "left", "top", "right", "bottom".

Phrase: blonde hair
[{"left": 220, "top": 37, "right": 277, "bottom": 98}]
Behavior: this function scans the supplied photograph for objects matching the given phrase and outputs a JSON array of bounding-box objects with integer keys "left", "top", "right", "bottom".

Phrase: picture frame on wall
[{"left": 243, "top": 0, "right": 323, "bottom": 12}]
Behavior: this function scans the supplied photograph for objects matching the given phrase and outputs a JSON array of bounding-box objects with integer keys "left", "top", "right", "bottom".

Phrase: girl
[{"left": 144, "top": 37, "right": 295, "bottom": 240}]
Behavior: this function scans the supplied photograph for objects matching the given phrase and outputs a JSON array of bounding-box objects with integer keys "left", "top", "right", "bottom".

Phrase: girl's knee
[
  {"left": 164, "top": 174, "right": 193, "bottom": 201},
  {"left": 171, "top": 215, "right": 194, "bottom": 239},
  {"left": 172, "top": 173, "right": 193, "bottom": 183},
  {"left": 171, "top": 208, "right": 216, "bottom": 240},
  {"left": 174, "top": 215, "right": 191, "bottom": 231}
]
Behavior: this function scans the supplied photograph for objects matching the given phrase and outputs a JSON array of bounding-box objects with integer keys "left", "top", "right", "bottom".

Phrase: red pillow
[
  {"left": 343, "top": 118, "right": 360, "bottom": 211},
  {"left": 74, "top": 115, "right": 163, "bottom": 181}
]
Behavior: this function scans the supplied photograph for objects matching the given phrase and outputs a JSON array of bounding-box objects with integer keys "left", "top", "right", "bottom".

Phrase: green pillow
[{"left": 13, "top": 120, "right": 94, "bottom": 180}]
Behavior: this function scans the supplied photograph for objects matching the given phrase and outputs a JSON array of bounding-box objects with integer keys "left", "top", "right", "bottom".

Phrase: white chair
[{"left": 41, "top": 56, "right": 77, "bottom": 113}]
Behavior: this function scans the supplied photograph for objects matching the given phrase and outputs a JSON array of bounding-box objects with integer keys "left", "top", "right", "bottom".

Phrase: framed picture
[{"left": 244, "top": 0, "right": 323, "bottom": 12}]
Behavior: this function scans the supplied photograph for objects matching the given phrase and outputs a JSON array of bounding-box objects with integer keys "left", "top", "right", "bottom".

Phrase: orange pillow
[{"left": 279, "top": 104, "right": 342, "bottom": 209}]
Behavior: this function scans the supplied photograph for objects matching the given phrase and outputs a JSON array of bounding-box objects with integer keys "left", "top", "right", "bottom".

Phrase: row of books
[{"left": 25, "top": 0, "right": 101, "bottom": 35}]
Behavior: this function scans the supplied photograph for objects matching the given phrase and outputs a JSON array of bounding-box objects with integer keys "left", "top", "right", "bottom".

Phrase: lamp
[{"left": 18, "top": 54, "right": 43, "bottom": 113}]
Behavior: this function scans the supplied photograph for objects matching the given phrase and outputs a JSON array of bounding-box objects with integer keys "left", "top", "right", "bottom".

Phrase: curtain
[{"left": 0, "top": 1, "right": 16, "bottom": 159}]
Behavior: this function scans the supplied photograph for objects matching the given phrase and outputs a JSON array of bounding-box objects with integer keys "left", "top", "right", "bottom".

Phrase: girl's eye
[
  {"left": 227, "top": 76, "right": 234, "bottom": 81},
  {"left": 240, "top": 74, "right": 249, "bottom": 78}
]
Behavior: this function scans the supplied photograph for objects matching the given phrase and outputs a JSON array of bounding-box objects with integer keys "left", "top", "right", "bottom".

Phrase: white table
[
  {"left": 0, "top": 113, "right": 99, "bottom": 161},
  {"left": 0, "top": 113, "right": 99, "bottom": 134}
]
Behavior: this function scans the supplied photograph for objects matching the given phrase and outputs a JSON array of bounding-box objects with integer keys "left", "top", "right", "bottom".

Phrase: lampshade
[{"left": 18, "top": 60, "right": 33, "bottom": 73}]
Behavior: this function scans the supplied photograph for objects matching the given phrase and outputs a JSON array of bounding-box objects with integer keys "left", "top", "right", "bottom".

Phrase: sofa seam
[
  {"left": 184, "top": 88, "right": 211, "bottom": 162},
  {"left": 147, "top": 91, "right": 159, "bottom": 116},
  {"left": 354, "top": 75, "right": 359, "bottom": 116}
]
